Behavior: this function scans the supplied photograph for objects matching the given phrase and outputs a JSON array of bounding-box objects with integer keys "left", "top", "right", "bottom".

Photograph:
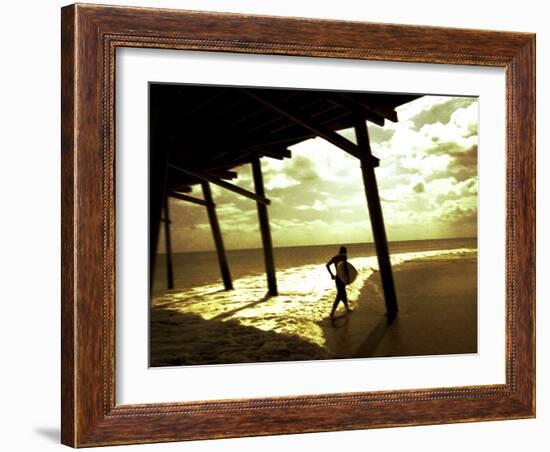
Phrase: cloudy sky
[{"left": 159, "top": 95, "right": 478, "bottom": 253}]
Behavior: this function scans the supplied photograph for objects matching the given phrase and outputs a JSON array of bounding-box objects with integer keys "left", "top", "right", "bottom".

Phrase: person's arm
[{"left": 326, "top": 257, "right": 336, "bottom": 279}]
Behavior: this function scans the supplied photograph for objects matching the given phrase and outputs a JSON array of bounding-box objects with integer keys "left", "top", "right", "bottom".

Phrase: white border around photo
[{"left": 116, "top": 47, "right": 506, "bottom": 405}]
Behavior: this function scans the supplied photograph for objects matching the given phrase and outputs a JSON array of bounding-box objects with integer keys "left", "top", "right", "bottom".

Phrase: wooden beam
[
  {"left": 327, "top": 93, "right": 387, "bottom": 126},
  {"left": 169, "top": 191, "right": 212, "bottom": 207},
  {"left": 229, "top": 92, "right": 301, "bottom": 132},
  {"left": 355, "top": 115, "right": 398, "bottom": 318},
  {"left": 251, "top": 158, "right": 277, "bottom": 296},
  {"left": 168, "top": 184, "right": 192, "bottom": 193},
  {"left": 180, "top": 134, "right": 299, "bottom": 157},
  {"left": 245, "top": 147, "right": 292, "bottom": 160},
  {"left": 340, "top": 93, "right": 399, "bottom": 123},
  {"left": 163, "top": 194, "right": 174, "bottom": 290},
  {"left": 242, "top": 89, "right": 379, "bottom": 167},
  {"left": 202, "top": 182, "right": 233, "bottom": 290},
  {"left": 265, "top": 98, "right": 339, "bottom": 134},
  {"left": 210, "top": 170, "right": 238, "bottom": 180},
  {"left": 184, "top": 88, "right": 227, "bottom": 117},
  {"left": 353, "top": 94, "right": 419, "bottom": 122},
  {"left": 169, "top": 164, "right": 271, "bottom": 205}
]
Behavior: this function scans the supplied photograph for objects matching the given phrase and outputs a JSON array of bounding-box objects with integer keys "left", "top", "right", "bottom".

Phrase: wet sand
[
  {"left": 150, "top": 249, "right": 477, "bottom": 366},
  {"left": 321, "top": 253, "right": 477, "bottom": 358}
]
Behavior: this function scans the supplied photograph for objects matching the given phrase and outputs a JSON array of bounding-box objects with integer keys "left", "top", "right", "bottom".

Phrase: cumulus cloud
[
  {"left": 339, "top": 125, "right": 395, "bottom": 144},
  {"left": 282, "top": 155, "right": 320, "bottom": 182},
  {"left": 408, "top": 97, "right": 478, "bottom": 131}
]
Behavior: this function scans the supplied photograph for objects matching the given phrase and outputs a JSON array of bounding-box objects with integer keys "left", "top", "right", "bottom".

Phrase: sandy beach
[{"left": 150, "top": 248, "right": 477, "bottom": 366}]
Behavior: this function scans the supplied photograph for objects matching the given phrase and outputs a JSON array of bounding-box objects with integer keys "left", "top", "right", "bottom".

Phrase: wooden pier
[{"left": 149, "top": 84, "right": 419, "bottom": 315}]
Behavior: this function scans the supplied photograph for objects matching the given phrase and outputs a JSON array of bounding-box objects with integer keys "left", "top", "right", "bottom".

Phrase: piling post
[
  {"left": 251, "top": 157, "right": 278, "bottom": 296},
  {"left": 202, "top": 181, "right": 233, "bottom": 290},
  {"left": 354, "top": 116, "right": 398, "bottom": 318}
]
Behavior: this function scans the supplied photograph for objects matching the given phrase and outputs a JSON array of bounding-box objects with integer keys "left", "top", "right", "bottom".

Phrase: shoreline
[
  {"left": 152, "top": 239, "right": 477, "bottom": 294},
  {"left": 150, "top": 249, "right": 477, "bottom": 366}
]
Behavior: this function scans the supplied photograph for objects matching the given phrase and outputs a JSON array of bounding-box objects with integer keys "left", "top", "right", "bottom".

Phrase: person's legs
[
  {"left": 330, "top": 296, "right": 341, "bottom": 318},
  {"left": 331, "top": 279, "right": 350, "bottom": 316},
  {"left": 342, "top": 297, "right": 350, "bottom": 311},
  {"left": 341, "top": 286, "right": 350, "bottom": 311},
  {"left": 336, "top": 279, "right": 351, "bottom": 312}
]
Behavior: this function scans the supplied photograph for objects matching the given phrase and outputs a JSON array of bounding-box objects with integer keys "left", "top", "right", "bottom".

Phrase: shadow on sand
[
  {"left": 210, "top": 292, "right": 272, "bottom": 321},
  {"left": 353, "top": 316, "right": 396, "bottom": 357},
  {"left": 150, "top": 306, "right": 331, "bottom": 366}
]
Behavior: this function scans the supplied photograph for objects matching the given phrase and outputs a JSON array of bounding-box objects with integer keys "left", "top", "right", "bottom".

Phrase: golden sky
[{"left": 158, "top": 95, "right": 478, "bottom": 253}]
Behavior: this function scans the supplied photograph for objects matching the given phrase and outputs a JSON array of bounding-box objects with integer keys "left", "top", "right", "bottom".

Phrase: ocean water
[{"left": 152, "top": 237, "right": 476, "bottom": 294}]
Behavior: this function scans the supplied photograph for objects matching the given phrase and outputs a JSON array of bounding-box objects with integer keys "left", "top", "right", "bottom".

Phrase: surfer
[{"left": 326, "top": 246, "right": 352, "bottom": 318}]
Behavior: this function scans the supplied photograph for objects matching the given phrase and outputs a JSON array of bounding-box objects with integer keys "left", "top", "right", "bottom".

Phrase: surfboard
[{"left": 336, "top": 261, "right": 358, "bottom": 285}]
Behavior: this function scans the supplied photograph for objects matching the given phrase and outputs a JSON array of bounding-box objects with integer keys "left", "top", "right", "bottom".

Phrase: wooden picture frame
[{"left": 61, "top": 3, "right": 535, "bottom": 447}]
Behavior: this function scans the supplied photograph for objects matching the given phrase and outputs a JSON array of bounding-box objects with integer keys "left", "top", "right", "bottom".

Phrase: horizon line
[{"left": 157, "top": 236, "right": 477, "bottom": 255}]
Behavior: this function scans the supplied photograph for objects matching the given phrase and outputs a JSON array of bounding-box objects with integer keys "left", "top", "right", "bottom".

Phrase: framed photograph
[{"left": 61, "top": 3, "right": 535, "bottom": 447}]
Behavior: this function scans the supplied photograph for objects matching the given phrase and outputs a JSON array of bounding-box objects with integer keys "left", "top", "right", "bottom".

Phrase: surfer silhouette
[{"left": 326, "top": 246, "right": 352, "bottom": 318}]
